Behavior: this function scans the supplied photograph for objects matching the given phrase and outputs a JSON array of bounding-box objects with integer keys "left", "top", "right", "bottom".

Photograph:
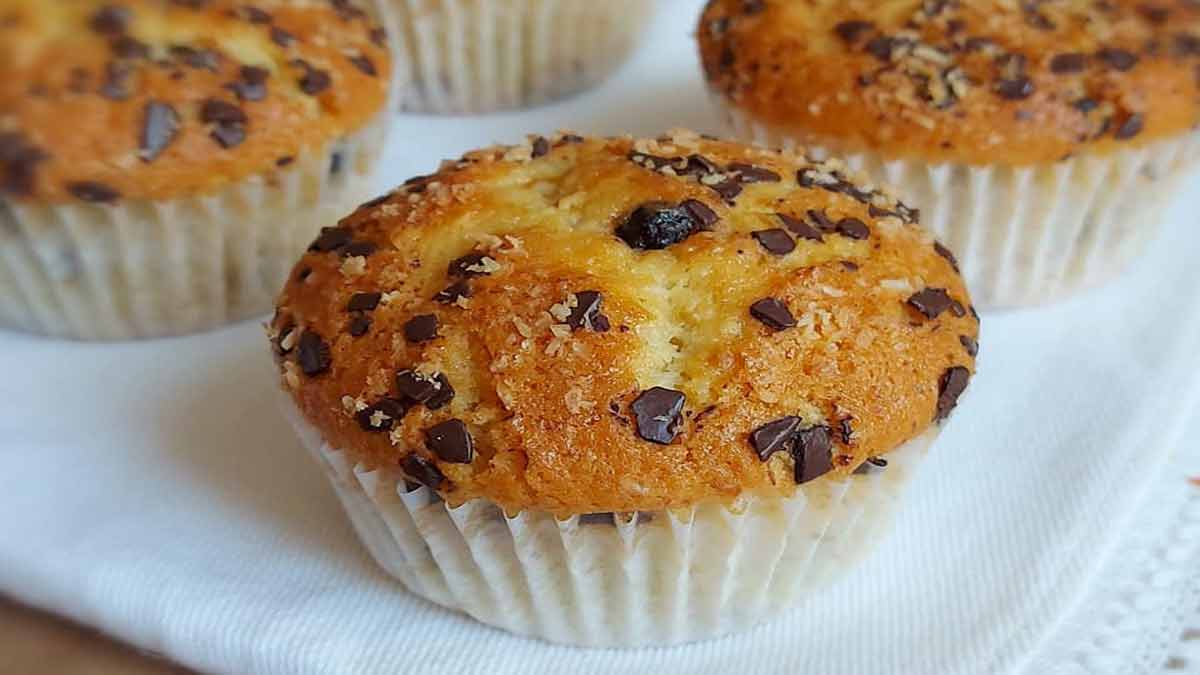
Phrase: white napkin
[{"left": 3, "top": 1, "right": 1200, "bottom": 671}]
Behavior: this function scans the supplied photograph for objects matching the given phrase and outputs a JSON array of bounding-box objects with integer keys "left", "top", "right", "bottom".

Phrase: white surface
[{"left": 2, "top": 1, "right": 1200, "bottom": 672}]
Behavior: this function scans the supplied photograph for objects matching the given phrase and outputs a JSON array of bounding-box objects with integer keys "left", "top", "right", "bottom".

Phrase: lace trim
[{"left": 1025, "top": 443, "right": 1200, "bottom": 673}]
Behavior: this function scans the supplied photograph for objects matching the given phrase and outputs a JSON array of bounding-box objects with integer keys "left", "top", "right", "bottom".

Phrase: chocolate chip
[
  {"left": 434, "top": 280, "right": 471, "bottom": 304},
  {"left": 960, "top": 334, "right": 979, "bottom": 357},
  {"left": 709, "top": 177, "right": 743, "bottom": 203},
  {"left": 270, "top": 26, "right": 295, "bottom": 47},
  {"left": 0, "top": 133, "right": 47, "bottom": 196},
  {"left": 348, "top": 314, "right": 371, "bottom": 337},
  {"left": 136, "top": 101, "right": 180, "bottom": 163},
  {"left": 401, "top": 455, "right": 445, "bottom": 489},
  {"left": 111, "top": 36, "right": 150, "bottom": 60},
  {"left": 1073, "top": 97, "right": 1099, "bottom": 113},
  {"left": 201, "top": 99, "right": 246, "bottom": 125},
  {"left": 865, "top": 36, "right": 895, "bottom": 61},
  {"left": 356, "top": 398, "right": 406, "bottom": 431},
  {"left": 404, "top": 314, "right": 439, "bottom": 343},
  {"left": 1175, "top": 33, "right": 1200, "bottom": 57},
  {"left": 682, "top": 154, "right": 721, "bottom": 177},
  {"left": 98, "top": 62, "right": 133, "bottom": 100},
  {"left": 750, "top": 298, "right": 796, "bottom": 331},
  {"left": 853, "top": 456, "right": 888, "bottom": 475},
  {"left": 1139, "top": 5, "right": 1169, "bottom": 24},
  {"left": 201, "top": 99, "right": 248, "bottom": 148},
  {"left": 426, "top": 419, "right": 474, "bottom": 463},
  {"left": 616, "top": 202, "right": 698, "bottom": 250},
  {"left": 566, "top": 291, "right": 610, "bottom": 332},
  {"left": 425, "top": 373, "right": 455, "bottom": 410},
  {"left": 296, "top": 330, "right": 331, "bottom": 376},
  {"left": 227, "top": 65, "right": 268, "bottom": 101},
  {"left": 793, "top": 425, "right": 833, "bottom": 484},
  {"left": 66, "top": 181, "right": 120, "bottom": 203},
  {"left": 995, "top": 78, "right": 1035, "bottom": 100},
  {"left": 447, "top": 252, "right": 494, "bottom": 278},
  {"left": 370, "top": 27, "right": 387, "bottom": 47},
  {"left": 680, "top": 199, "right": 719, "bottom": 228},
  {"left": 1096, "top": 47, "right": 1138, "bottom": 71},
  {"left": 347, "top": 292, "right": 381, "bottom": 312},
  {"left": 530, "top": 136, "right": 550, "bottom": 158},
  {"left": 396, "top": 369, "right": 442, "bottom": 403},
  {"left": 1114, "top": 112, "right": 1143, "bottom": 140},
  {"left": 342, "top": 241, "right": 376, "bottom": 258},
  {"left": 241, "top": 6, "right": 272, "bottom": 23},
  {"left": 90, "top": 5, "right": 131, "bottom": 35},
  {"left": 836, "top": 217, "right": 870, "bottom": 240},
  {"left": 630, "top": 387, "right": 686, "bottom": 445},
  {"left": 728, "top": 163, "right": 780, "bottom": 183},
  {"left": 294, "top": 60, "right": 332, "bottom": 95},
  {"left": 797, "top": 211, "right": 835, "bottom": 238},
  {"left": 1050, "top": 53, "right": 1087, "bottom": 73},
  {"left": 834, "top": 20, "right": 874, "bottom": 44},
  {"left": 907, "top": 288, "right": 956, "bottom": 319},
  {"left": 752, "top": 228, "right": 796, "bottom": 255},
  {"left": 777, "top": 213, "right": 823, "bottom": 242},
  {"left": 170, "top": 45, "right": 219, "bottom": 70},
  {"left": 210, "top": 124, "right": 246, "bottom": 148},
  {"left": 934, "top": 241, "right": 960, "bottom": 272},
  {"left": 936, "top": 366, "right": 971, "bottom": 421},
  {"left": 309, "top": 226, "right": 351, "bottom": 252},
  {"left": 348, "top": 53, "right": 377, "bottom": 77},
  {"left": 750, "top": 416, "right": 800, "bottom": 460}
]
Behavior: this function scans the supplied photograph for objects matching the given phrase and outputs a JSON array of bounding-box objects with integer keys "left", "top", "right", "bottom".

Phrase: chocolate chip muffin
[
  {"left": 699, "top": 0, "right": 1200, "bottom": 307},
  {"left": 388, "top": 0, "right": 653, "bottom": 112},
  {"left": 0, "top": 0, "right": 391, "bottom": 340},
  {"left": 271, "top": 130, "right": 978, "bottom": 646}
]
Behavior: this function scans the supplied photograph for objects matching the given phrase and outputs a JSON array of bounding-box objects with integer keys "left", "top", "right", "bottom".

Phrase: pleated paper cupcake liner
[
  {"left": 282, "top": 396, "right": 938, "bottom": 647},
  {"left": 0, "top": 114, "right": 390, "bottom": 341},
  {"left": 714, "top": 98, "right": 1200, "bottom": 308},
  {"left": 388, "top": 0, "right": 652, "bottom": 114}
]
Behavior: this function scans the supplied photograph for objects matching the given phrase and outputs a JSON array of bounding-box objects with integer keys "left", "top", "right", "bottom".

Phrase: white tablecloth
[{"left": 2, "top": 1, "right": 1199, "bottom": 672}]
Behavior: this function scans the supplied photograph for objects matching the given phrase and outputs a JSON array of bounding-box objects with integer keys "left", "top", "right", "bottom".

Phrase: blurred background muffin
[
  {"left": 0, "top": 0, "right": 391, "bottom": 340},
  {"left": 271, "top": 130, "right": 977, "bottom": 646},
  {"left": 699, "top": 0, "right": 1200, "bottom": 307},
  {"left": 389, "top": 0, "right": 654, "bottom": 113}
]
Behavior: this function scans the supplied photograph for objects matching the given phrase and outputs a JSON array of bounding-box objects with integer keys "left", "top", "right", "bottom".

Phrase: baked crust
[
  {"left": 271, "top": 131, "right": 978, "bottom": 515},
  {"left": 698, "top": 0, "right": 1200, "bottom": 165},
  {"left": 0, "top": 0, "right": 389, "bottom": 203}
]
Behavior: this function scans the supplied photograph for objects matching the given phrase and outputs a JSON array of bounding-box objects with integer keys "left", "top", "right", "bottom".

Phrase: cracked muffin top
[
  {"left": 699, "top": 0, "right": 1200, "bottom": 165},
  {"left": 270, "top": 130, "right": 978, "bottom": 515},
  {"left": 0, "top": 0, "right": 389, "bottom": 204}
]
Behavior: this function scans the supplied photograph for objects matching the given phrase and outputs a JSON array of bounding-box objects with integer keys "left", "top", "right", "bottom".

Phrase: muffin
[
  {"left": 0, "top": 0, "right": 392, "bottom": 340},
  {"left": 699, "top": 0, "right": 1200, "bottom": 307},
  {"left": 270, "top": 130, "right": 978, "bottom": 646},
  {"left": 388, "top": 0, "right": 653, "bottom": 113}
]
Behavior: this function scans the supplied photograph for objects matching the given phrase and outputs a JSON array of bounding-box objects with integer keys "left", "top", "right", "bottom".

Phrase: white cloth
[{"left": 2, "top": 1, "right": 1200, "bottom": 671}]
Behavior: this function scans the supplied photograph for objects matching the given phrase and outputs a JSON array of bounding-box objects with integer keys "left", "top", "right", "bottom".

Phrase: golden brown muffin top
[
  {"left": 699, "top": 0, "right": 1200, "bottom": 165},
  {"left": 0, "top": 0, "right": 389, "bottom": 204},
  {"left": 270, "top": 131, "right": 979, "bottom": 516}
]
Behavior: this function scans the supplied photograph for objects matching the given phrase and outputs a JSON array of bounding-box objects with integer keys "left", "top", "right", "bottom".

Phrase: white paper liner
[
  {"left": 388, "top": 0, "right": 652, "bottom": 113},
  {"left": 0, "top": 113, "right": 390, "bottom": 341},
  {"left": 282, "top": 396, "right": 938, "bottom": 647},
  {"left": 714, "top": 98, "right": 1200, "bottom": 308}
]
